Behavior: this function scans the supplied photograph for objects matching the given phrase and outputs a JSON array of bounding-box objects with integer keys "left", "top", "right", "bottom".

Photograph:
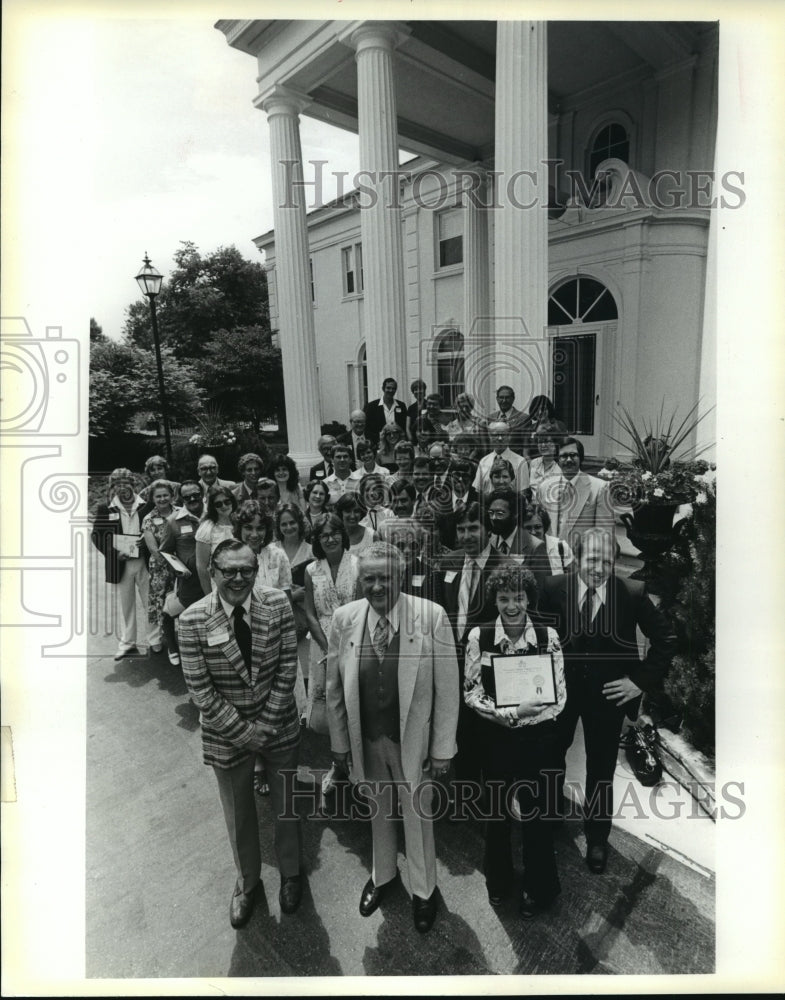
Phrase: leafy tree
[
  {"left": 123, "top": 242, "right": 269, "bottom": 358},
  {"left": 196, "top": 325, "right": 284, "bottom": 431},
  {"left": 90, "top": 317, "right": 106, "bottom": 342},
  {"left": 90, "top": 339, "right": 205, "bottom": 437}
]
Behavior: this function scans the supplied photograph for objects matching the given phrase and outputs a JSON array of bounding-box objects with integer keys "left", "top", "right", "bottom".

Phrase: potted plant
[{"left": 187, "top": 406, "right": 237, "bottom": 465}]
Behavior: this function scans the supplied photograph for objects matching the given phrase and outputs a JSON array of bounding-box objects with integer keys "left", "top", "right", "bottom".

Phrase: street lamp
[{"left": 134, "top": 253, "right": 172, "bottom": 464}]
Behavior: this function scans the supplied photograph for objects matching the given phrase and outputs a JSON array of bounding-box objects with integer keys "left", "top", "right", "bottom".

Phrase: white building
[{"left": 217, "top": 19, "right": 719, "bottom": 467}]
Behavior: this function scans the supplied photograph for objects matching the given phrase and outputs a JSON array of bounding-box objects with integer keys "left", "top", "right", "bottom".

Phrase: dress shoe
[
  {"left": 167, "top": 650, "right": 181, "bottom": 666},
  {"left": 519, "top": 889, "right": 560, "bottom": 919},
  {"left": 412, "top": 888, "right": 439, "bottom": 933},
  {"left": 586, "top": 843, "right": 608, "bottom": 874},
  {"left": 229, "top": 881, "right": 259, "bottom": 929},
  {"left": 359, "top": 873, "right": 398, "bottom": 917},
  {"left": 114, "top": 646, "right": 138, "bottom": 661},
  {"left": 279, "top": 875, "right": 303, "bottom": 915},
  {"left": 487, "top": 887, "right": 509, "bottom": 909},
  {"left": 149, "top": 643, "right": 163, "bottom": 654}
]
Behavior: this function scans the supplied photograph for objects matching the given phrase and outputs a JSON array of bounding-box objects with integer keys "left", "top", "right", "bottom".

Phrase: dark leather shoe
[
  {"left": 519, "top": 889, "right": 560, "bottom": 919},
  {"left": 229, "top": 881, "right": 259, "bottom": 928},
  {"left": 279, "top": 875, "right": 303, "bottom": 915},
  {"left": 487, "top": 887, "right": 508, "bottom": 909},
  {"left": 586, "top": 843, "right": 608, "bottom": 874},
  {"left": 412, "top": 888, "right": 439, "bottom": 933},
  {"left": 359, "top": 873, "right": 397, "bottom": 917}
]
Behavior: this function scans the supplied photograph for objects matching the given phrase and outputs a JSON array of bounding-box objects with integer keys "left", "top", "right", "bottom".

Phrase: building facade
[{"left": 218, "top": 19, "right": 719, "bottom": 466}]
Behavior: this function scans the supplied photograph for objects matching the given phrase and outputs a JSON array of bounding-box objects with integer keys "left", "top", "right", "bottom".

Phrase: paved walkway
[{"left": 86, "top": 549, "right": 714, "bottom": 981}]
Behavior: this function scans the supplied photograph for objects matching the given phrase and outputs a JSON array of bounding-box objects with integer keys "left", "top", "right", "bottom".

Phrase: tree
[
  {"left": 196, "top": 325, "right": 284, "bottom": 431},
  {"left": 123, "top": 242, "right": 269, "bottom": 358},
  {"left": 90, "top": 339, "right": 205, "bottom": 437},
  {"left": 90, "top": 317, "right": 106, "bottom": 342}
]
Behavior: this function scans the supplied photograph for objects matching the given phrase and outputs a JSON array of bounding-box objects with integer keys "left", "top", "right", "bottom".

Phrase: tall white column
[
  {"left": 261, "top": 90, "right": 321, "bottom": 470},
  {"left": 493, "top": 21, "right": 549, "bottom": 404},
  {"left": 350, "top": 23, "right": 408, "bottom": 395},
  {"left": 461, "top": 169, "right": 493, "bottom": 419}
]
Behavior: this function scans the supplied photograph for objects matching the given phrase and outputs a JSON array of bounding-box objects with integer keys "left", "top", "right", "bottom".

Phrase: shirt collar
[
  {"left": 463, "top": 544, "right": 492, "bottom": 573},
  {"left": 577, "top": 576, "right": 608, "bottom": 606},
  {"left": 219, "top": 592, "right": 252, "bottom": 622},
  {"left": 175, "top": 505, "right": 201, "bottom": 521},
  {"left": 493, "top": 615, "right": 537, "bottom": 649},
  {"left": 494, "top": 527, "right": 517, "bottom": 548},
  {"left": 110, "top": 494, "right": 144, "bottom": 513},
  {"left": 367, "top": 596, "right": 401, "bottom": 636}
]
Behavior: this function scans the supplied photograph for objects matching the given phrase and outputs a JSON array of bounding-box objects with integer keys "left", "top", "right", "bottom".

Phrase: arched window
[
  {"left": 588, "top": 122, "right": 630, "bottom": 179},
  {"left": 435, "top": 329, "right": 464, "bottom": 410},
  {"left": 548, "top": 277, "right": 618, "bottom": 326}
]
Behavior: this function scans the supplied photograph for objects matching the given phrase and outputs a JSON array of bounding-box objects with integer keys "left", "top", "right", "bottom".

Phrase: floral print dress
[{"left": 141, "top": 508, "right": 176, "bottom": 630}]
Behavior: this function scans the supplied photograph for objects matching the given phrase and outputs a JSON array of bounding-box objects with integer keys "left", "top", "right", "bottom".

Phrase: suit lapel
[
  {"left": 205, "top": 593, "right": 252, "bottom": 687},
  {"left": 563, "top": 473, "right": 591, "bottom": 536},
  {"left": 343, "top": 605, "right": 366, "bottom": 744},
  {"left": 398, "top": 596, "right": 423, "bottom": 731}
]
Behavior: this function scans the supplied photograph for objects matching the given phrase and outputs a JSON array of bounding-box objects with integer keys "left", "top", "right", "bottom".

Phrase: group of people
[{"left": 90, "top": 376, "right": 674, "bottom": 936}]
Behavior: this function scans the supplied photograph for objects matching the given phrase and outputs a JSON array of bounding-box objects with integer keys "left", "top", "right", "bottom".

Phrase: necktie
[
  {"left": 497, "top": 538, "right": 509, "bottom": 555},
  {"left": 232, "top": 605, "right": 252, "bottom": 671},
  {"left": 457, "top": 559, "right": 478, "bottom": 634},
  {"left": 373, "top": 616, "right": 390, "bottom": 661},
  {"left": 581, "top": 587, "right": 596, "bottom": 632}
]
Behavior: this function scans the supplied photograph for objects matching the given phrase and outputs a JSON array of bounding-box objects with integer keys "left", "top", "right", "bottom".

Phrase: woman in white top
[
  {"left": 335, "top": 493, "right": 375, "bottom": 555},
  {"left": 195, "top": 485, "right": 237, "bottom": 595},
  {"left": 269, "top": 453, "right": 306, "bottom": 511},
  {"left": 349, "top": 439, "right": 392, "bottom": 484},
  {"left": 304, "top": 513, "right": 359, "bottom": 795},
  {"left": 528, "top": 430, "right": 563, "bottom": 491},
  {"left": 303, "top": 478, "right": 331, "bottom": 530},
  {"left": 523, "top": 503, "right": 575, "bottom": 576}
]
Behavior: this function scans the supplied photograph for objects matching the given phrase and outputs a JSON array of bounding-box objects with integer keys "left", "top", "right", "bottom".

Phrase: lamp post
[{"left": 134, "top": 253, "right": 172, "bottom": 465}]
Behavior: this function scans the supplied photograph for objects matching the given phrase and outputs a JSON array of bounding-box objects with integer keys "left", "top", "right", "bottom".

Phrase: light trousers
[{"left": 113, "top": 557, "right": 159, "bottom": 649}]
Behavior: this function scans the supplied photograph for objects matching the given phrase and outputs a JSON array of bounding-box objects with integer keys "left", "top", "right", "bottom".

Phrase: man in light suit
[
  {"left": 326, "top": 542, "right": 459, "bottom": 933},
  {"left": 197, "top": 453, "right": 236, "bottom": 496},
  {"left": 536, "top": 437, "right": 615, "bottom": 549},
  {"left": 179, "top": 539, "right": 303, "bottom": 928}
]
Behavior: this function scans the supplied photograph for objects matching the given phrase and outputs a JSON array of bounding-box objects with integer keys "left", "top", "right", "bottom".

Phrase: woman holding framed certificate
[{"left": 464, "top": 565, "right": 567, "bottom": 919}]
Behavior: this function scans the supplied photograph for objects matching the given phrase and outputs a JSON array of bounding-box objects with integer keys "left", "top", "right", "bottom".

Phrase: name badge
[
  {"left": 481, "top": 652, "right": 493, "bottom": 666},
  {"left": 180, "top": 524, "right": 193, "bottom": 535},
  {"left": 411, "top": 574, "right": 424, "bottom": 588},
  {"left": 108, "top": 512, "right": 120, "bottom": 521},
  {"left": 444, "top": 570, "right": 458, "bottom": 584},
  {"left": 153, "top": 517, "right": 164, "bottom": 526},
  {"left": 207, "top": 631, "right": 230, "bottom": 646},
  {"left": 315, "top": 470, "right": 325, "bottom": 478}
]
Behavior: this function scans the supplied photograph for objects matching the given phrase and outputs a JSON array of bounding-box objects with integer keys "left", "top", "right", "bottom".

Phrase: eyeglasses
[
  {"left": 182, "top": 493, "right": 201, "bottom": 502},
  {"left": 320, "top": 532, "right": 342, "bottom": 542},
  {"left": 213, "top": 565, "right": 256, "bottom": 580},
  {"left": 214, "top": 499, "right": 233, "bottom": 509}
]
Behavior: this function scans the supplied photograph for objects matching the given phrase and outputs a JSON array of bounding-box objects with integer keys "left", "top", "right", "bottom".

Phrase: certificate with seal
[
  {"left": 113, "top": 533, "right": 141, "bottom": 558},
  {"left": 491, "top": 652, "right": 557, "bottom": 708}
]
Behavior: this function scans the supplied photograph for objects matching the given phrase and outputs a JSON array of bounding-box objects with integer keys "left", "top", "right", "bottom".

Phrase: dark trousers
[
  {"left": 162, "top": 612, "right": 178, "bottom": 654},
  {"left": 557, "top": 666, "right": 627, "bottom": 847},
  {"left": 482, "top": 720, "right": 561, "bottom": 902}
]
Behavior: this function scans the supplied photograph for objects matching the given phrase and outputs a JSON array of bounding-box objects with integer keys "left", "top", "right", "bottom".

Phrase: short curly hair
[
  {"left": 231, "top": 499, "right": 275, "bottom": 548},
  {"left": 310, "top": 513, "right": 350, "bottom": 559},
  {"left": 486, "top": 565, "right": 539, "bottom": 606},
  {"left": 237, "top": 452, "right": 265, "bottom": 477}
]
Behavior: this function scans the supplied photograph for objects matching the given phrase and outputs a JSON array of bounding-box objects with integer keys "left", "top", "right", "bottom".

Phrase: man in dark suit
[
  {"left": 487, "top": 385, "right": 529, "bottom": 456},
  {"left": 438, "top": 501, "right": 506, "bottom": 781},
  {"left": 197, "top": 453, "right": 236, "bottom": 496},
  {"left": 538, "top": 527, "right": 676, "bottom": 874},
  {"left": 309, "top": 434, "right": 337, "bottom": 482},
  {"left": 179, "top": 539, "right": 303, "bottom": 927},
  {"left": 485, "top": 489, "right": 551, "bottom": 590},
  {"left": 364, "top": 377, "right": 408, "bottom": 443}
]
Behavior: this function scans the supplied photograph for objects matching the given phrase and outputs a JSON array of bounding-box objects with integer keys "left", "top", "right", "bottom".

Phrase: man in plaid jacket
[{"left": 179, "top": 539, "right": 302, "bottom": 927}]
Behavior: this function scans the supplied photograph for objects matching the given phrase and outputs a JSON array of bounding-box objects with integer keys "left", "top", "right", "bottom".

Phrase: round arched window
[
  {"left": 548, "top": 277, "right": 618, "bottom": 326},
  {"left": 589, "top": 123, "right": 630, "bottom": 179}
]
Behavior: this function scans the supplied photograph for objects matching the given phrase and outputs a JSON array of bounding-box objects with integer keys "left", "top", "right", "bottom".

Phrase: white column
[
  {"left": 261, "top": 90, "right": 321, "bottom": 471},
  {"left": 350, "top": 23, "right": 408, "bottom": 395},
  {"left": 493, "top": 21, "right": 549, "bottom": 404},
  {"left": 461, "top": 168, "right": 493, "bottom": 419}
]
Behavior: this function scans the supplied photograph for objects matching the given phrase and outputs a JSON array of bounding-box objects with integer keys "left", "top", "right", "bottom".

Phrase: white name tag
[
  {"left": 180, "top": 524, "right": 193, "bottom": 535},
  {"left": 207, "top": 631, "right": 230, "bottom": 646},
  {"left": 108, "top": 512, "right": 120, "bottom": 521},
  {"left": 444, "top": 570, "right": 458, "bottom": 584},
  {"left": 481, "top": 652, "right": 493, "bottom": 666},
  {"left": 411, "top": 574, "right": 424, "bottom": 588}
]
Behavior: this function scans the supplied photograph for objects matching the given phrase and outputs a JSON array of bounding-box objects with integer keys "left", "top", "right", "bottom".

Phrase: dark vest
[
  {"left": 358, "top": 618, "right": 402, "bottom": 743},
  {"left": 477, "top": 623, "right": 550, "bottom": 703}
]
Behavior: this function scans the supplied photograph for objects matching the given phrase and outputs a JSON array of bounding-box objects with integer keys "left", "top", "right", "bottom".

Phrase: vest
[
  {"left": 477, "top": 623, "right": 550, "bottom": 703},
  {"left": 358, "top": 618, "right": 402, "bottom": 743}
]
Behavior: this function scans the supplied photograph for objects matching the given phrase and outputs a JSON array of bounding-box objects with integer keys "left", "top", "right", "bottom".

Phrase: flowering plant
[
  {"left": 187, "top": 406, "right": 237, "bottom": 447},
  {"left": 598, "top": 457, "right": 715, "bottom": 508}
]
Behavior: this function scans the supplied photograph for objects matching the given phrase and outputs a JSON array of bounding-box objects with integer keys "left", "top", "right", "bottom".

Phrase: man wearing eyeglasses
[
  {"left": 535, "top": 437, "right": 615, "bottom": 549},
  {"left": 157, "top": 480, "right": 206, "bottom": 666},
  {"left": 179, "top": 539, "right": 303, "bottom": 928},
  {"left": 197, "top": 454, "right": 236, "bottom": 496}
]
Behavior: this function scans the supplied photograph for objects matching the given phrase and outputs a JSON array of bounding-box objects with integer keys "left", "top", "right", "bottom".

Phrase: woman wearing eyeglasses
[
  {"left": 304, "top": 513, "right": 359, "bottom": 796},
  {"left": 195, "top": 486, "right": 238, "bottom": 595}
]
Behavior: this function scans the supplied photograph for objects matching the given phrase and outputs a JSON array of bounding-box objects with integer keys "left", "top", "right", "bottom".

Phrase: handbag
[{"left": 621, "top": 722, "right": 663, "bottom": 787}]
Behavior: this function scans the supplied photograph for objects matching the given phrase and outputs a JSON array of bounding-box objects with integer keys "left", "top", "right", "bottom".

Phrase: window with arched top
[
  {"left": 588, "top": 122, "right": 630, "bottom": 179},
  {"left": 435, "top": 330, "right": 464, "bottom": 410},
  {"left": 548, "top": 277, "right": 618, "bottom": 326}
]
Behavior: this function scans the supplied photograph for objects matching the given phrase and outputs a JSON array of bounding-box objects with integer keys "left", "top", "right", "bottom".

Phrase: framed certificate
[
  {"left": 491, "top": 652, "right": 557, "bottom": 708},
  {"left": 113, "top": 533, "right": 141, "bottom": 558}
]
